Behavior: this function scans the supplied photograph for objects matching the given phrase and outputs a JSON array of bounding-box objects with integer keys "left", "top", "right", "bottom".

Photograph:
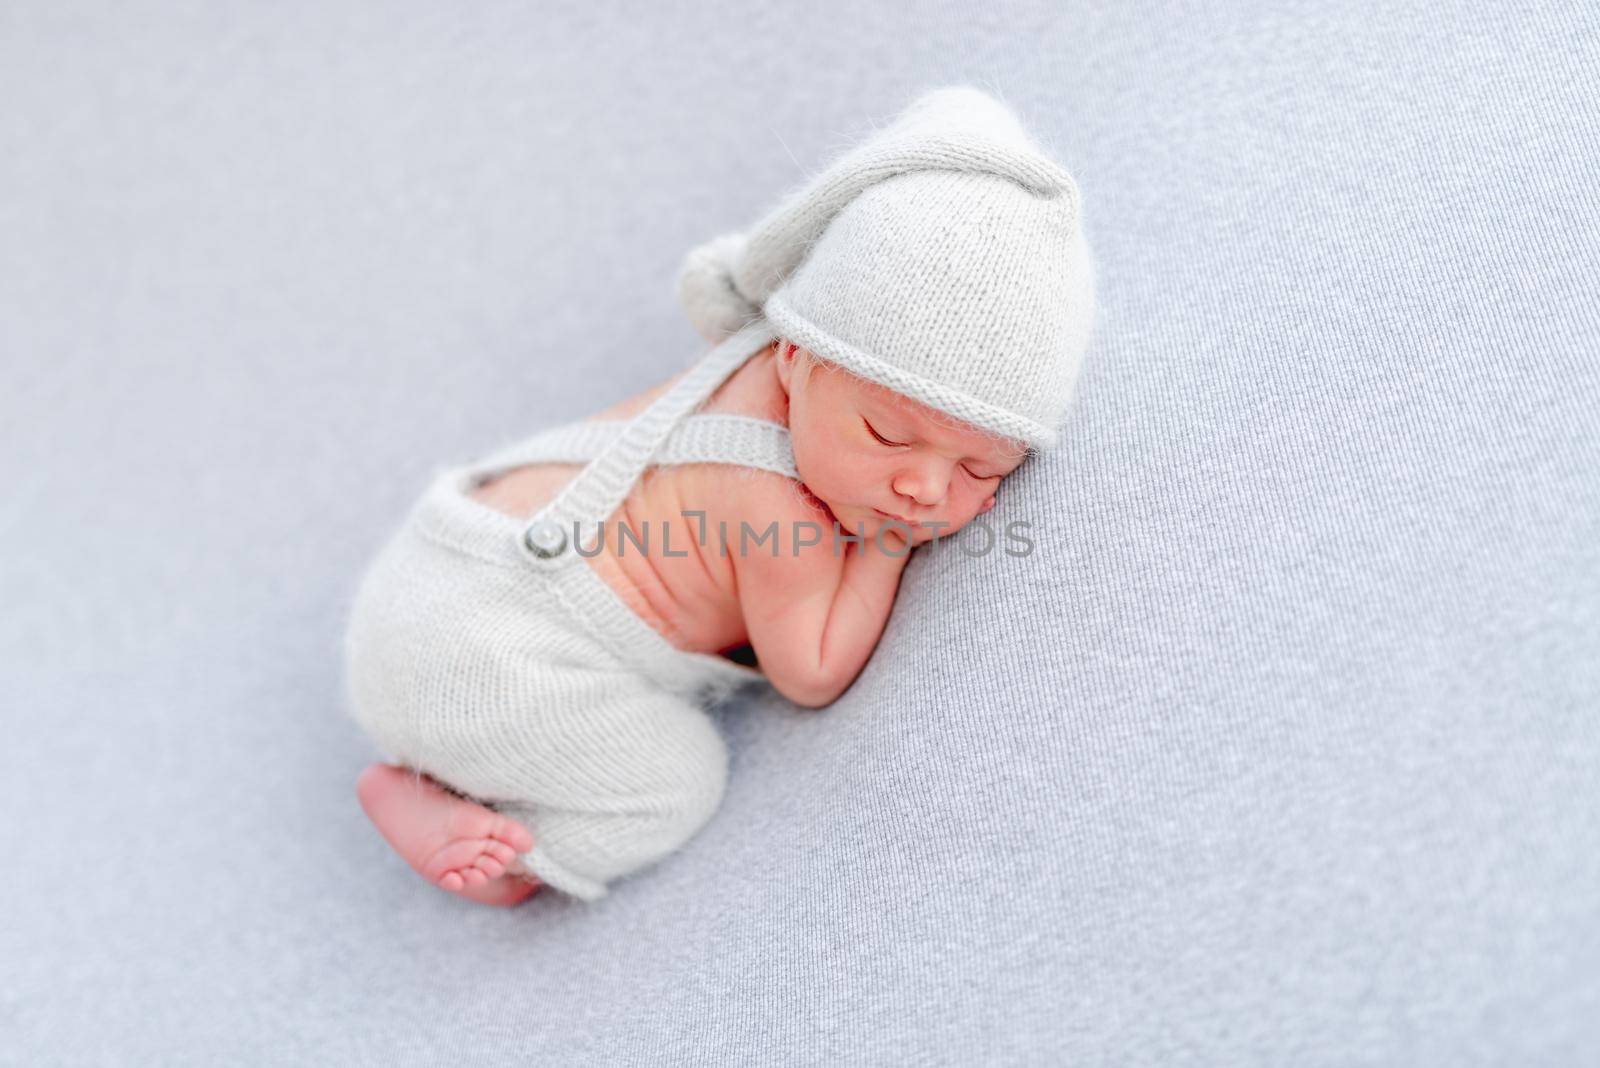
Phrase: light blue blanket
[{"left": 3, "top": 2, "right": 1596, "bottom": 1063}]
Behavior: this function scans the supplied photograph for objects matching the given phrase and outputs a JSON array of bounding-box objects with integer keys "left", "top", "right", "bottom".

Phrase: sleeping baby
[{"left": 340, "top": 85, "right": 1095, "bottom": 906}]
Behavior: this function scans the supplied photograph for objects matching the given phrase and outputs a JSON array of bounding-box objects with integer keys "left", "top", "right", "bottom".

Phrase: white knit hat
[{"left": 675, "top": 86, "right": 1095, "bottom": 449}]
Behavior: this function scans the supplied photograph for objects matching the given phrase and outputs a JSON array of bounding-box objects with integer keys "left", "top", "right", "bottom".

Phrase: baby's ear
[{"left": 774, "top": 341, "right": 796, "bottom": 389}]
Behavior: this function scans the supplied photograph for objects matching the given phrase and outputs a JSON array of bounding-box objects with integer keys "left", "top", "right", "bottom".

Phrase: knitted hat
[{"left": 675, "top": 86, "right": 1095, "bottom": 449}]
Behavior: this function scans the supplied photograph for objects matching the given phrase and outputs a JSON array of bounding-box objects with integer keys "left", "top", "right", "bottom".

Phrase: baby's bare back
[{"left": 468, "top": 343, "right": 806, "bottom": 663}]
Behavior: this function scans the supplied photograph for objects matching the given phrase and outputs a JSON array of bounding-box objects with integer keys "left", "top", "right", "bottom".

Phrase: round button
[{"left": 523, "top": 519, "right": 568, "bottom": 559}]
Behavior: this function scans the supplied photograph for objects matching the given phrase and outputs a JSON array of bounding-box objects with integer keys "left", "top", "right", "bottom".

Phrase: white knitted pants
[
  {"left": 343, "top": 510, "right": 731, "bottom": 903},
  {"left": 344, "top": 318, "right": 779, "bottom": 901}
]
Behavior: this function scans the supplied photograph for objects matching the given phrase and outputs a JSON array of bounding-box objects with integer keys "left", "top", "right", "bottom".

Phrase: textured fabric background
[{"left": 3, "top": 2, "right": 1597, "bottom": 1064}]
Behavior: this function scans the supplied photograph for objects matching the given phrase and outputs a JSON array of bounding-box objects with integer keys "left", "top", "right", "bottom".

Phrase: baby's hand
[{"left": 979, "top": 494, "right": 996, "bottom": 514}]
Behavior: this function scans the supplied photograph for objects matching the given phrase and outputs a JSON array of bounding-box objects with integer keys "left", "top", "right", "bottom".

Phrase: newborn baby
[{"left": 341, "top": 85, "right": 1093, "bottom": 906}]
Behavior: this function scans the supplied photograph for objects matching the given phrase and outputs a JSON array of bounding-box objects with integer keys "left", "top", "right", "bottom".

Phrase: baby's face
[{"left": 774, "top": 340, "right": 1030, "bottom": 545}]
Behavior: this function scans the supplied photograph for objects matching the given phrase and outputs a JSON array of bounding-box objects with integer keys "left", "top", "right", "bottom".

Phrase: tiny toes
[
  {"left": 496, "top": 820, "right": 533, "bottom": 852},
  {"left": 360, "top": 769, "right": 537, "bottom": 904}
]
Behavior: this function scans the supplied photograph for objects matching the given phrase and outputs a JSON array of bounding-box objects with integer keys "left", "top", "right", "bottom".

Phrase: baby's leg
[
  {"left": 356, "top": 763, "right": 541, "bottom": 907},
  {"left": 434, "top": 675, "right": 731, "bottom": 902}
]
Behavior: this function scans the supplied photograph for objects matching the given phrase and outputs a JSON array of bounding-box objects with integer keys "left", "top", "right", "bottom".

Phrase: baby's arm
[{"left": 731, "top": 491, "right": 912, "bottom": 709}]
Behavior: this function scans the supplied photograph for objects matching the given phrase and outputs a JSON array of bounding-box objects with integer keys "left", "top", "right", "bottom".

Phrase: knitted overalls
[{"left": 342, "top": 318, "right": 792, "bottom": 901}]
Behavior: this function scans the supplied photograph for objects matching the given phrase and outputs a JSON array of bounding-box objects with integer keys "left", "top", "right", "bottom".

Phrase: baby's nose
[{"left": 893, "top": 471, "right": 948, "bottom": 507}]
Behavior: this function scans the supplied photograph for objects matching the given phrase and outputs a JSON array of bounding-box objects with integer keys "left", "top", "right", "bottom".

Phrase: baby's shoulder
[{"left": 696, "top": 346, "right": 788, "bottom": 425}]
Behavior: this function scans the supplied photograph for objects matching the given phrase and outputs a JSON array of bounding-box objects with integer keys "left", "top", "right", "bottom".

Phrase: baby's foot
[{"left": 356, "top": 763, "right": 541, "bottom": 907}]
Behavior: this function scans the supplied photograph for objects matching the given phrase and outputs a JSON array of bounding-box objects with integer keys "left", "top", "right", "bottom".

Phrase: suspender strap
[
  {"left": 474, "top": 413, "right": 797, "bottom": 482},
  {"left": 661, "top": 414, "right": 797, "bottom": 480},
  {"left": 518, "top": 317, "right": 779, "bottom": 568}
]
